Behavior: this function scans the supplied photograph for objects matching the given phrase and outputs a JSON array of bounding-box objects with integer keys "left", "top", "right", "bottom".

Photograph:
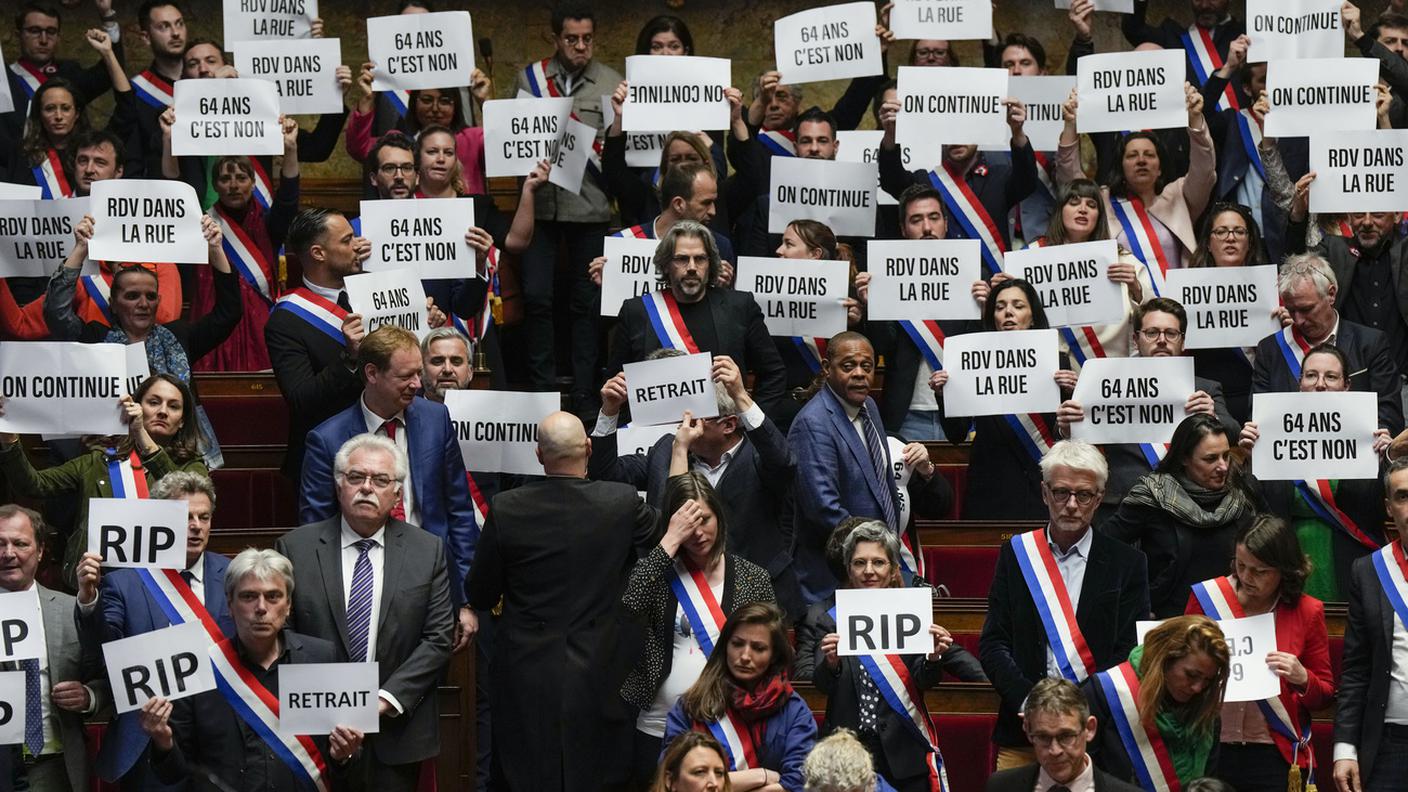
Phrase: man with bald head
[{"left": 467, "top": 411, "right": 657, "bottom": 791}]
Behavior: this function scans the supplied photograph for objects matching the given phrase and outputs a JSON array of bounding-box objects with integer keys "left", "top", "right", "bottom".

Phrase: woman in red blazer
[{"left": 1184, "top": 514, "right": 1335, "bottom": 792}]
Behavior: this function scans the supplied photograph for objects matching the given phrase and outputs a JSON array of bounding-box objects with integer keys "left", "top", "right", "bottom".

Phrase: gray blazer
[
  {"left": 275, "top": 518, "right": 455, "bottom": 766},
  {"left": 38, "top": 584, "right": 110, "bottom": 792}
]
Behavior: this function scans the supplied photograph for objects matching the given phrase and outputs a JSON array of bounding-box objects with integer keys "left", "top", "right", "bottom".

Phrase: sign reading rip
[
  {"left": 87, "top": 498, "right": 189, "bottom": 569},
  {"left": 102, "top": 621, "right": 217, "bottom": 713},
  {"left": 835, "top": 587, "right": 933, "bottom": 656}
]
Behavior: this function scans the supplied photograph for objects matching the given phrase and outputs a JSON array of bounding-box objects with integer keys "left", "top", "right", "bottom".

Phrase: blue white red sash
[
  {"left": 1059, "top": 325, "right": 1108, "bottom": 369},
  {"left": 131, "top": 69, "right": 174, "bottom": 109},
  {"left": 1233, "top": 110, "right": 1265, "bottom": 182},
  {"left": 642, "top": 291, "right": 700, "bottom": 353},
  {"left": 9, "top": 61, "right": 44, "bottom": 99},
  {"left": 928, "top": 165, "right": 1005, "bottom": 275},
  {"left": 704, "top": 714, "right": 759, "bottom": 771},
  {"left": 522, "top": 58, "right": 603, "bottom": 175},
  {"left": 1110, "top": 197, "right": 1170, "bottom": 297},
  {"left": 1180, "top": 25, "right": 1239, "bottom": 113},
  {"left": 1273, "top": 325, "right": 1309, "bottom": 380},
  {"left": 272, "top": 287, "right": 348, "bottom": 345},
  {"left": 212, "top": 206, "right": 273, "bottom": 303},
  {"left": 386, "top": 89, "right": 410, "bottom": 118},
  {"left": 1295, "top": 479, "right": 1381, "bottom": 551},
  {"left": 792, "top": 337, "right": 827, "bottom": 375},
  {"left": 106, "top": 450, "right": 148, "bottom": 499},
  {"left": 33, "top": 149, "right": 72, "bottom": 199},
  {"left": 1003, "top": 413, "right": 1057, "bottom": 464},
  {"left": 468, "top": 244, "right": 501, "bottom": 341},
  {"left": 898, "top": 320, "right": 945, "bottom": 371},
  {"left": 249, "top": 158, "right": 273, "bottom": 211},
  {"left": 668, "top": 558, "right": 727, "bottom": 655},
  {"left": 757, "top": 129, "right": 796, "bottom": 157},
  {"left": 1095, "top": 662, "right": 1182, "bottom": 792},
  {"left": 1372, "top": 541, "right": 1408, "bottom": 639},
  {"left": 613, "top": 223, "right": 653, "bottom": 240},
  {"left": 1138, "top": 443, "right": 1169, "bottom": 469},
  {"left": 1011, "top": 529, "right": 1097, "bottom": 682},
  {"left": 81, "top": 273, "right": 113, "bottom": 321}
]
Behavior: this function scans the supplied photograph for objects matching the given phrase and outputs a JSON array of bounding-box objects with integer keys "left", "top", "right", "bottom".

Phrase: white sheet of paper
[
  {"left": 1135, "top": 619, "right": 1164, "bottom": 643},
  {"left": 980, "top": 76, "right": 1076, "bottom": 153},
  {"left": 0, "top": 184, "right": 40, "bottom": 200},
  {"left": 366, "top": 11, "right": 474, "bottom": 93},
  {"left": 866, "top": 239, "right": 982, "bottom": 321},
  {"left": 890, "top": 0, "right": 993, "bottom": 41},
  {"left": 87, "top": 498, "right": 190, "bottom": 569},
  {"left": 622, "top": 56, "right": 731, "bottom": 132},
  {"left": 1251, "top": 391, "right": 1380, "bottom": 480},
  {"left": 767, "top": 157, "right": 877, "bottom": 237},
  {"left": 1054, "top": 0, "right": 1134, "bottom": 11},
  {"left": 1247, "top": 0, "right": 1344, "bottom": 62},
  {"left": 617, "top": 423, "right": 677, "bottom": 457},
  {"left": 547, "top": 117, "right": 596, "bottom": 194},
  {"left": 1309, "top": 130, "right": 1408, "bottom": 213},
  {"left": 124, "top": 342, "right": 150, "bottom": 398},
  {"left": 623, "top": 352, "right": 718, "bottom": 427},
  {"left": 359, "top": 197, "right": 476, "bottom": 280},
  {"left": 1221, "top": 613, "right": 1284, "bottom": 703},
  {"left": 342, "top": 269, "right": 431, "bottom": 341},
  {"left": 90, "top": 180, "right": 206, "bottom": 264},
  {"left": 0, "top": 671, "right": 26, "bottom": 745},
  {"left": 232, "top": 38, "right": 344, "bottom": 116},
  {"left": 1077, "top": 49, "right": 1188, "bottom": 134},
  {"left": 835, "top": 587, "right": 934, "bottom": 656},
  {"left": 482, "top": 98, "right": 573, "bottom": 178},
  {"left": 774, "top": 2, "right": 884, "bottom": 84},
  {"left": 278, "top": 662, "right": 382, "bottom": 735},
  {"left": 1068, "top": 357, "right": 1195, "bottom": 444},
  {"left": 835, "top": 131, "right": 909, "bottom": 206},
  {"left": 735, "top": 257, "right": 850, "bottom": 338},
  {"left": 443, "top": 389, "right": 558, "bottom": 475},
  {"left": 1265, "top": 58, "right": 1377, "bottom": 138},
  {"left": 600, "top": 236, "right": 663, "bottom": 318},
  {"left": 0, "top": 41, "right": 13, "bottom": 114},
  {"left": 103, "top": 622, "right": 218, "bottom": 714},
  {"left": 625, "top": 131, "right": 668, "bottom": 168},
  {"left": 0, "top": 342, "right": 128, "bottom": 435},
  {"left": 1007, "top": 240, "right": 1125, "bottom": 328},
  {"left": 0, "top": 590, "right": 43, "bottom": 662},
  {"left": 1166, "top": 265, "right": 1281, "bottom": 349},
  {"left": 171, "top": 79, "right": 282, "bottom": 156},
  {"left": 0, "top": 197, "right": 89, "bottom": 277},
  {"left": 897, "top": 66, "right": 1010, "bottom": 163},
  {"left": 223, "top": 0, "right": 316, "bottom": 40},
  {"left": 942, "top": 329, "right": 1061, "bottom": 417}
]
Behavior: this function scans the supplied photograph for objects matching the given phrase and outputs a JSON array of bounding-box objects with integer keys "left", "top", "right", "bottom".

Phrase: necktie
[
  {"left": 859, "top": 406, "right": 899, "bottom": 532},
  {"left": 346, "top": 539, "right": 377, "bottom": 662},
  {"left": 336, "top": 291, "right": 352, "bottom": 312},
  {"left": 1048, "top": 786, "right": 1071, "bottom": 792},
  {"left": 21, "top": 657, "right": 42, "bottom": 756},
  {"left": 180, "top": 570, "right": 195, "bottom": 587},
  {"left": 380, "top": 420, "right": 407, "bottom": 522}
]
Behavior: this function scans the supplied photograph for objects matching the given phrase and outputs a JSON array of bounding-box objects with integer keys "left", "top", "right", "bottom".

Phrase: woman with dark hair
[
  {"left": 1184, "top": 516, "right": 1335, "bottom": 792},
  {"left": 1103, "top": 413, "right": 1266, "bottom": 617},
  {"left": 662, "top": 602, "right": 816, "bottom": 792},
  {"left": 636, "top": 15, "right": 695, "bottom": 56},
  {"left": 620, "top": 473, "right": 775, "bottom": 790},
  {"left": 929, "top": 278, "right": 1076, "bottom": 519},
  {"left": 652, "top": 731, "right": 732, "bottom": 792}
]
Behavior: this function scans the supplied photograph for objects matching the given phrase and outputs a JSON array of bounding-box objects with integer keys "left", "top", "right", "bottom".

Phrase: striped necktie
[
  {"left": 346, "top": 539, "right": 377, "bottom": 662},
  {"left": 22, "top": 657, "right": 42, "bottom": 755},
  {"left": 859, "top": 406, "right": 899, "bottom": 532}
]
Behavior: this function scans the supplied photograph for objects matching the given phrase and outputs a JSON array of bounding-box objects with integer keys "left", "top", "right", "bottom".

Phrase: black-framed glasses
[
  {"left": 1138, "top": 328, "right": 1183, "bottom": 341},
  {"left": 1026, "top": 731, "right": 1082, "bottom": 750},
  {"left": 377, "top": 163, "right": 417, "bottom": 176},
  {"left": 1046, "top": 487, "right": 1101, "bottom": 506}
]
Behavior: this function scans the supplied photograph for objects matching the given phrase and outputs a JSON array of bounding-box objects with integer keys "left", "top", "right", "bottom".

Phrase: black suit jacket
[
  {"left": 1252, "top": 319, "right": 1404, "bottom": 433},
  {"left": 979, "top": 529, "right": 1150, "bottom": 747},
  {"left": 985, "top": 762, "right": 1145, "bottom": 792},
  {"left": 1334, "top": 546, "right": 1405, "bottom": 779}
]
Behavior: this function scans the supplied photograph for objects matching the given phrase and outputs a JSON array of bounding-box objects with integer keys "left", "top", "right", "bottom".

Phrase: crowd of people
[{"left": 5, "top": 0, "right": 1408, "bottom": 791}]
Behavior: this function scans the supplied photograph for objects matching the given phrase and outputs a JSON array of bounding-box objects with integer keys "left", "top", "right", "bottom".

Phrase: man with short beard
[
  {"left": 2, "top": 1, "right": 125, "bottom": 143},
  {"left": 112, "top": 1, "right": 184, "bottom": 178}
]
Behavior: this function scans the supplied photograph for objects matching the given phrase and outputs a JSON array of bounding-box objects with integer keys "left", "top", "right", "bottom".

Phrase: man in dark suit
[
  {"left": 1252, "top": 252, "right": 1404, "bottom": 433},
  {"left": 300, "top": 325, "right": 478, "bottom": 652},
  {"left": 789, "top": 331, "right": 904, "bottom": 604},
  {"left": 986, "top": 678, "right": 1142, "bottom": 792},
  {"left": 3, "top": 2, "right": 125, "bottom": 144},
  {"left": 277, "top": 433, "right": 454, "bottom": 792},
  {"left": 75, "top": 471, "right": 234, "bottom": 791},
  {"left": 1333, "top": 457, "right": 1408, "bottom": 792},
  {"left": 467, "top": 411, "right": 657, "bottom": 792},
  {"left": 608, "top": 219, "right": 787, "bottom": 418},
  {"left": 980, "top": 441, "right": 1149, "bottom": 770}
]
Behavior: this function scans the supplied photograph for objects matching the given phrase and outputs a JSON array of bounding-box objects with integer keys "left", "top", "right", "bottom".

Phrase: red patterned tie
[{"left": 381, "top": 419, "right": 407, "bottom": 522}]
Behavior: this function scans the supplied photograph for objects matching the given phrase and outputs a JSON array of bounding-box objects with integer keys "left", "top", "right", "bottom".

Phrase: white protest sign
[
  {"left": 981, "top": 76, "right": 1077, "bottom": 153},
  {"left": 1008, "top": 240, "right": 1125, "bottom": 328},
  {"left": 600, "top": 97, "right": 672, "bottom": 168},
  {"left": 897, "top": 66, "right": 1009, "bottom": 162},
  {"left": 768, "top": 157, "right": 877, "bottom": 237},
  {"left": 0, "top": 41, "right": 12, "bottom": 114},
  {"left": 0, "top": 342, "right": 127, "bottom": 435},
  {"left": 623, "top": 56, "right": 730, "bottom": 132},
  {"left": 1251, "top": 391, "right": 1379, "bottom": 480},
  {"left": 835, "top": 587, "right": 933, "bottom": 656},
  {"left": 547, "top": 117, "right": 596, "bottom": 194},
  {"left": 86, "top": 498, "right": 190, "bottom": 570},
  {"left": 279, "top": 662, "right": 380, "bottom": 735},
  {"left": 1068, "top": 357, "right": 1195, "bottom": 444},
  {"left": 171, "top": 79, "right": 282, "bottom": 156},
  {"left": 774, "top": 3, "right": 883, "bottom": 84},
  {"left": 1247, "top": 0, "right": 1343, "bottom": 63},
  {"left": 1310, "top": 130, "right": 1408, "bottom": 213},
  {"left": 600, "top": 236, "right": 663, "bottom": 318},
  {"left": 482, "top": 98, "right": 573, "bottom": 178},
  {"left": 618, "top": 423, "right": 677, "bottom": 457},
  {"left": 623, "top": 352, "right": 718, "bottom": 427},
  {"left": 1166, "top": 265, "right": 1281, "bottom": 349},
  {"left": 103, "top": 621, "right": 217, "bottom": 714},
  {"left": 90, "top": 180, "right": 206, "bottom": 264},
  {"left": 0, "top": 184, "right": 40, "bottom": 200},
  {"left": 342, "top": 270, "right": 431, "bottom": 340},
  {"left": 1265, "top": 58, "right": 1377, "bottom": 138},
  {"left": 1076, "top": 49, "right": 1188, "bottom": 134},
  {"left": 942, "top": 329, "right": 1060, "bottom": 417},
  {"left": 1135, "top": 619, "right": 1163, "bottom": 643},
  {"left": 124, "top": 343, "right": 150, "bottom": 399},
  {"left": 866, "top": 239, "right": 982, "bottom": 321},
  {"left": 233, "top": 38, "right": 344, "bottom": 116},
  {"left": 0, "top": 590, "right": 43, "bottom": 662},
  {"left": 0, "top": 197, "right": 89, "bottom": 278},
  {"left": 836, "top": 131, "right": 909, "bottom": 206},
  {"left": 0, "top": 671, "right": 25, "bottom": 745},
  {"left": 359, "top": 198, "right": 476, "bottom": 280},
  {"left": 223, "top": 0, "right": 316, "bottom": 40},
  {"left": 443, "top": 390, "right": 558, "bottom": 476},
  {"left": 736, "top": 257, "right": 850, "bottom": 339},
  {"left": 1054, "top": 0, "right": 1134, "bottom": 11},
  {"left": 367, "top": 11, "right": 474, "bottom": 92},
  {"left": 1220, "top": 613, "right": 1283, "bottom": 703},
  {"left": 891, "top": 0, "right": 992, "bottom": 41}
]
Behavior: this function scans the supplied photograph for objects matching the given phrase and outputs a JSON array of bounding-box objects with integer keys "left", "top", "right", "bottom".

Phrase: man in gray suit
[
  {"left": 276, "top": 434, "right": 455, "bottom": 792},
  {"left": 0, "top": 504, "right": 109, "bottom": 792}
]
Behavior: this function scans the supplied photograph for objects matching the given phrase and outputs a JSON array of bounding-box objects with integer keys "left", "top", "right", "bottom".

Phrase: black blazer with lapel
[
  {"left": 985, "top": 762, "right": 1145, "bottom": 792},
  {"left": 264, "top": 300, "right": 365, "bottom": 479},
  {"left": 1251, "top": 319, "right": 1405, "bottom": 433},
  {"left": 1334, "top": 547, "right": 1405, "bottom": 779}
]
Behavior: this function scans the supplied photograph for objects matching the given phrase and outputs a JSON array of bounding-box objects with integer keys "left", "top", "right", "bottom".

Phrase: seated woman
[
  {"left": 1084, "top": 615, "right": 1230, "bottom": 790},
  {"left": 652, "top": 731, "right": 732, "bottom": 792},
  {"left": 1184, "top": 515, "right": 1335, "bottom": 792},
  {"left": 663, "top": 602, "right": 816, "bottom": 792}
]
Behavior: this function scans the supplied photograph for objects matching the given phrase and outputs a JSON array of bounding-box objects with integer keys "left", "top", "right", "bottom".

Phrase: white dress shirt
[
  {"left": 185, "top": 553, "right": 206, "bottom": 606},
  {"left": 1043, "top": 526, "right": 1093, "bottom": 679},
  {"left": 301, "top": 277, "right": 343, "bottom": 305},
  {"left": 359, "top": 395, "right": 418, "bottom": 527},
  {"left": 339, "top": 520, "right": 386, "bottom": 661},
  {"left": 1034, "top": 754, "right": 1095, "bottom": 792}
]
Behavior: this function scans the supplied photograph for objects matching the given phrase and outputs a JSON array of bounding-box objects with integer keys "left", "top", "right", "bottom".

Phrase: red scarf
[{"left": 724, "top": 674, "right": 792, "bottom": 748}]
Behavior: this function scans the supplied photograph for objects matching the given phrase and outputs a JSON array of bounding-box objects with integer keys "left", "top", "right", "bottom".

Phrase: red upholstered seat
[
  {"left": 923, "top": 546, "right": 1000, "bottom": 598},
  {"left": 935, "top": 714, "right": 997, "bottom": 790},
  {"left": 210, "top": 469, "right": 299, "bottom": 530},
  {"left": 200, "top": 393, "right": 289, "bottom": 447},
  {"left": 936, "top": 466, "right": 965, "bottom": 519},
  {"left": 1328, "top": 635, "right": 1343, "bottom": 683}
]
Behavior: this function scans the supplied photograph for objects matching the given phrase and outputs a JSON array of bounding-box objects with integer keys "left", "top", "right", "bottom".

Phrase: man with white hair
[
  {"left": 1252, "top": 252, "right": 1403, "bottom": 433},
  {"left": 979, "top": 441, "right": 1149, "bottom": 771}
]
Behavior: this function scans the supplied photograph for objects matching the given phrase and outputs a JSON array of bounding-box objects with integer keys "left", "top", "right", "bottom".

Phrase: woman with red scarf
[{"left": 662, "top": 603, "right": 816, "bottom": 792}]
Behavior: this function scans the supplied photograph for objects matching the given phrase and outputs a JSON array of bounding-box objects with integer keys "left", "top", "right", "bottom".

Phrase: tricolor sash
[
  {"left": 1234, "top": 110, "right": 1266, "bottom": 182},
  {"left": 522, "top": 58, "right": 603, "bottom": 176},
  {"left": 81, "top": 273, "right": 113, "bottom": 321},
  {"left": 642, "top": 291, "right": 700, "bottom": 353},
  {"left": 1110, "top": 197, "right": 1170, "bottom": 297},
  {"left": 474, "top": 245, "right": 502, "bottom": 339},
  {"left": 757, "top": 128, "right": 797, "bottom": 157},
  {"left": 1273, "top": 325, "right": 1309, "bottom": 380},
  {"left": 614, "top": 223, "right": 653, "bottom": 240},
  {"left": 272, "top": 288, "right": 348, "bottom": 345},
  {"left": 211, "top": 206, "right": 273, "bottom": 303},
  {"left": 131, "top": 69, "right": 174, "bottom": 109},
  {"left": 898, "top": 320, "right": 945, "bottom": 371},
  {"left": 33, "top": 149, "right": 72, "bottom": 199},
  {"left": 1295, "top": 479, "right": 1380, "bottom": 551},
  {"left": 792, "top": 337, "right": 827, "bottom": 375},
  {"left": 1095, "top": 662, "right": 1182, "bottom": 792},
  {"left": 704, "top": 714, "right": 759, "bottom": 771},
  {"left": 1138, "top": 443, "right": 1170, "bottom": 470},
  {"left": 9, "top": 61, "right": 44, "bottom": 99},
  {"left": 1180, "top": 25, "right": 1239, "bottom": 113},
  {"left": 249, "top": 158, "right": 273, "bottom": 211},
  {"left": 928, "top": 165, "right": 1005, "bottom": 275},
  {"left": 1011, "top": 529, "right": 1097, "bottom": 682},
  {"left": 668, "top": 558, "right": 727, "bottom": 655},
  {"left": 386, "top": 89, "right": 410, "bottom": 118},
  {"left": 1372, "top": 540, "right": 1408, "bottom": 639},
  {"left": 1003, "top": 412, "right": 1057, "bottom": 464},
  {"left": 106, "top": 450, "right": 148, "bottom": 499}
]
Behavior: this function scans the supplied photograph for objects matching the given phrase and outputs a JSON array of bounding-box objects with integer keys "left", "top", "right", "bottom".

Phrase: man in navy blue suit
[
  {"left": 299, "top": 324, "right": 479, "bottom": 652},
  {"left": 74, "top": 471, "right": 235, "bottom": 791},
  {"left": 788, "top": 330, "right": 903, "bottom": 603}
]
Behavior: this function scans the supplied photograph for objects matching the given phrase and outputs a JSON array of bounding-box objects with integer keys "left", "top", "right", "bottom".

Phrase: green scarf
[{"left": 1128, "top": 645, "right": 1215, "bottom": 783}]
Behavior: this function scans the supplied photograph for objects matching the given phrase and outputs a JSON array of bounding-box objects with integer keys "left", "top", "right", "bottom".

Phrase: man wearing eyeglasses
[
  {"left": 3, "top": 1, "right": 125, "bottom": 144},
  {"left": 985, "top": 677, "right": 1142, "bottom": 792}
]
